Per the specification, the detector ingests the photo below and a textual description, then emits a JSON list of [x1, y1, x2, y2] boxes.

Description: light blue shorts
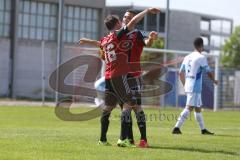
[[94, 77, 105, 92]]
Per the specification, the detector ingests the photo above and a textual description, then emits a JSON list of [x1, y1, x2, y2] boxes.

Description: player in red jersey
[[117, 10, 158, 148]]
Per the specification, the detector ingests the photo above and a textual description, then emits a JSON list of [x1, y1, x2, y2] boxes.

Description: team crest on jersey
[[128, 33, 135, 39]]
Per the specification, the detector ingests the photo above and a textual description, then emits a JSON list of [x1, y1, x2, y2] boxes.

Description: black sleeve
[[137, 30, 146, 46], [139, 30, 148, 38], [116, 26, 129, 39]]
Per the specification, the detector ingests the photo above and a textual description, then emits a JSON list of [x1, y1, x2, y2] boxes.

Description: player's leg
[[111, 75, 136, 147], [119, 101, 134, 144], [133, 104, 148, 147], [131, 77, 148, 147], [99, 105, 114, 144], [120, 104, 132, 140], [118, 76, 140, 144], [172, 92, 194, 134], [99, 80, 118, 145], [117, 104, 136, 147], [194, 94, 214, 135]]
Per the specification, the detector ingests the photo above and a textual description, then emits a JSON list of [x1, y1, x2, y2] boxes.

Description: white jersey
[[94, 77, 105, 107], [180, 51, 212, 93]]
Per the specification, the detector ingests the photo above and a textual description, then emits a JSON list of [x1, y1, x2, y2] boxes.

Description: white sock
[[175, 108, 190, 128], [194, 112, 205, 130]]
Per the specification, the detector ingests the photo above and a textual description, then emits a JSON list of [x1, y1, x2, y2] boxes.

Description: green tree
[[222, 26, 240, 69]]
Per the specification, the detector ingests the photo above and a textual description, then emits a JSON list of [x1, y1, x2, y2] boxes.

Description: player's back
[[183, 52, 205, 76], [100, 30, 132, 79], [182, 51, 208, 93]]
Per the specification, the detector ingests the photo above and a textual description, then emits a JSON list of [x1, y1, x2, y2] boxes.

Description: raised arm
[[77, 38, 105, 60], [127, 8, 160, 31], [77, 38, 100, 47]]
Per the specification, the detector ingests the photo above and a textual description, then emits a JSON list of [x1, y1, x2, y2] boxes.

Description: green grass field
[[0, 105, 239, 160]]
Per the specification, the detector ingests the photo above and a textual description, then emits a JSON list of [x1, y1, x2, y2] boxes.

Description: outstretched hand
[[147, 8, 161, 14], [77, 38, 87, 45], [149, 31, 158, 40]]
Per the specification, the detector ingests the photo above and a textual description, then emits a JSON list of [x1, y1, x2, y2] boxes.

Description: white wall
[[13, 40, 57, 98]]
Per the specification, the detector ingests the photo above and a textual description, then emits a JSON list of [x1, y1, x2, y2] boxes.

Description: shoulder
[[191, 52, 205, 60], [100, 34, 112, 47], [196, 54, 208, 66], [100, 36, 108, 43], [183, 53, 191, 61], [198, 54, 207, 61], [99, 37, 106, 47], [181, 56, 188, 65], [137, 30, 148, 38], [128, 29, 148, 38], [116, 26, 129, 34], [99, 37, 106, 43]]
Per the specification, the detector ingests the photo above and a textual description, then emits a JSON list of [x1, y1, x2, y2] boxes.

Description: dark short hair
[[194, 37, 204, 48], [126, 9, 139, 15], [104, 15, 119, 31]]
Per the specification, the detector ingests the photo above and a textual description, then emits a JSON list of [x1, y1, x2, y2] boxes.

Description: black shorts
[[105, 75, 136, 107], [127, 76, 142, 106]]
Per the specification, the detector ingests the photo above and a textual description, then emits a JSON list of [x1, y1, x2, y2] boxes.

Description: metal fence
[[54, 46, 223, 110], [219, 69, 240, 109]]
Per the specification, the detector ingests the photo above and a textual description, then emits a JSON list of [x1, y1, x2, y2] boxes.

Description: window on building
[[200, 20, 210, 31], [18, 0, 58, 41], [210, 35, 221, 47], [211, 20, 222, 33], [63, 5, 99, 43], [159, 13, 165, 32], [0, 0, 11, 37], [221, 21, 232, 34], [201, 36, 209, 46], [147, 14, 157, 31]]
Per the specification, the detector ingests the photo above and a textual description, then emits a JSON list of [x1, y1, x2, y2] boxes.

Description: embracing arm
[[127, 8, 161, 31], [77, 38, 100, 47]]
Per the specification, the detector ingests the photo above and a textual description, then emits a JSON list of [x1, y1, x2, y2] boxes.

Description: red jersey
[[125, 29, 146, 77], [100, 27, 133, 79]]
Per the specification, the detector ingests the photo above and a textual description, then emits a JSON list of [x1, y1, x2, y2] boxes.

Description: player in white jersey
[[172, 37, 218, 135]]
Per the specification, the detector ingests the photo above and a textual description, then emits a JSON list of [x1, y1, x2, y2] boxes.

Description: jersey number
[[187, 60, 192, 73], [105, 43, 117, 63]]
